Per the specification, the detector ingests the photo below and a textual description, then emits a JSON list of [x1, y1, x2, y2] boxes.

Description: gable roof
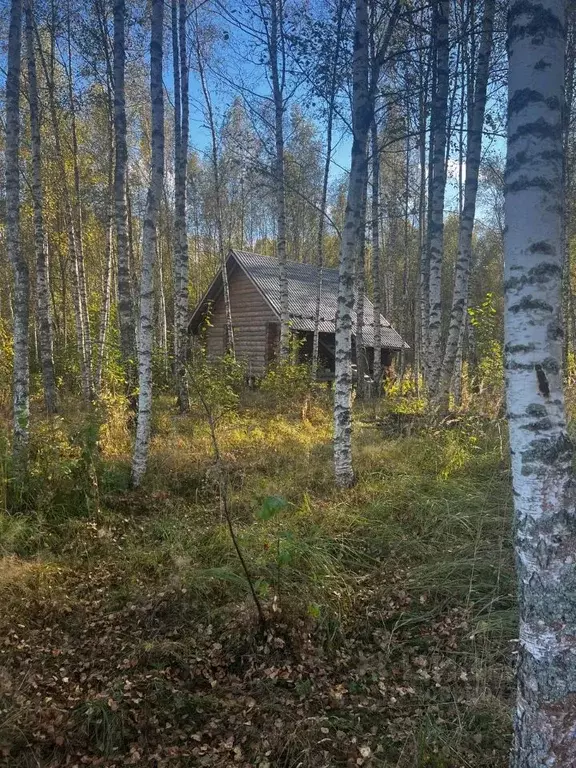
[[189, 249, 408, 350]]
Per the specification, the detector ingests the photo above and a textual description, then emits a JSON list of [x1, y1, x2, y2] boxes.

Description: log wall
[[206, 264, 277, 375]]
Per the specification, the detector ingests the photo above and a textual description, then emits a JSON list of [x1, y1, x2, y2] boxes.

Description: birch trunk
[[418, 38, 431, 380], [113, 0, 136, 391], [196, 28, 235, 357], [355, 175, 368, 399], [312, 1, 344, 380], [435, 0, 495, 409], [67, 7, 93, 392], [25, 0, 56, 414], [132, 0, 164, 487], [35, 23, 92, 403], [6, 0, 29, 462], [371, 119, 383, 392], [504, 2, 576, 765], [157, 238, 169, 379], [96, 136, 114, 393], [425, 0, 450, 395], [334, 0, 370, 488], [173, 0, 190, 409], [269, 0, 289, 357]]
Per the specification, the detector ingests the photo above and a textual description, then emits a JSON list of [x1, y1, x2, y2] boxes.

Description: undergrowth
[[0, 393, 514, 767]]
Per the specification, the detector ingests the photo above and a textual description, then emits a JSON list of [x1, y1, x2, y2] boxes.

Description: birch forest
[[1, 0, 575, 765]]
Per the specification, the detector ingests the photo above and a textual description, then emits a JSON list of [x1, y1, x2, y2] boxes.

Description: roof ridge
[[231, 248, 340, 274]]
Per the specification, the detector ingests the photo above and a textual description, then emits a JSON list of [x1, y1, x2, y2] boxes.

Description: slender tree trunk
[[173, 0, 191, 408], [371, 119, 383, 392], [436, 0, 495, 408], [196, 26, 235, 357], [113, 0, 136, 393], [418, 32, 431, 382], [6, 0, 29, 464], [66, 5, 93, 392], [312, 1, 344, 381], [35, 22, 92, 403], [334, 0, 371, 488], [504, 2, 576, 765], [425, 0, 450, 395], [158, 237, 169, 379], [269, 0, 289, 357], [132, 0, 164, 487], [96, 133, 114, 393], [355, 175, 368, 399], [25, 0, 56, 414]]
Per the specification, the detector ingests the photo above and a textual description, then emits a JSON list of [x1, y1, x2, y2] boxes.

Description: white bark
[[6, 0, 29, 462], [96, 135, 114, 393], [312, 1, 344, 381], [436, 0, 495, 408], [505, 2, 576, 765], [371, 119, 382, 391], [334, 0, 370, 488], [25, 0, 56, 414], [34, 22, 93, 403], [267, 0, 289, 357], [66, 8, 93, 395], [173, 0, 190, 409], [113, 0, 137, 389], [425, 0, 450, 394], [132, 0, 164, 487], [355, 175, 368, 399], [196, 27, 235, 357]]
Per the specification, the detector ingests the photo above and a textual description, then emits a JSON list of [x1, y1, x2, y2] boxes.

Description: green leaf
[[255, 495, 288, 521]]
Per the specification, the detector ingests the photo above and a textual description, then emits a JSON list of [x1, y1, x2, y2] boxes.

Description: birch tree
[[263, 0, 290, 357], [425, 0, 450, 395], [436, 0, 495, 408], [196, 23, 235, 357], [132, 0, 164, 487], [6, 0, 29, 462], [504, 1, 576, 764], [35, 21, 93, 403], [312, 1, 344, 380], [333, 0, 400, 487], [371, 118, 383, 390], [113, 0, 137, 392], [25, 0, 56, 414], [333, 0, 370, 488], [173, 0, 191, 409]]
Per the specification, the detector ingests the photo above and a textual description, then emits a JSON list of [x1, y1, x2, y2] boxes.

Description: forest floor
[[0, 391, 515, 767]]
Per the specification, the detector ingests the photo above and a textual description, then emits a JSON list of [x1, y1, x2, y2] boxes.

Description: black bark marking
[[508, 1, 565, 49], [535, 363, 550, 397], [505, 342, 536, 354], [508, 88, 561, 118], [534, 58, 551, 70], [528, 242, 555, 255], [509, 296, 554, 314]]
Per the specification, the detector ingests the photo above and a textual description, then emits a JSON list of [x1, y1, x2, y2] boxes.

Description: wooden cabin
[[188, 250, 408, 379]]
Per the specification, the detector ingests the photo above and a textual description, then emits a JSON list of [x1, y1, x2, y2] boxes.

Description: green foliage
[[260, 358, 312, 409], [0, 319, 14, 409], [468, 293, 504, 411], [255, 494, 288, 521], [187, 351, 246, 421]]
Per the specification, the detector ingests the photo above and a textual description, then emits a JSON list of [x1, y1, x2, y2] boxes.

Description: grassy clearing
[[0, 394, 514, 767]]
